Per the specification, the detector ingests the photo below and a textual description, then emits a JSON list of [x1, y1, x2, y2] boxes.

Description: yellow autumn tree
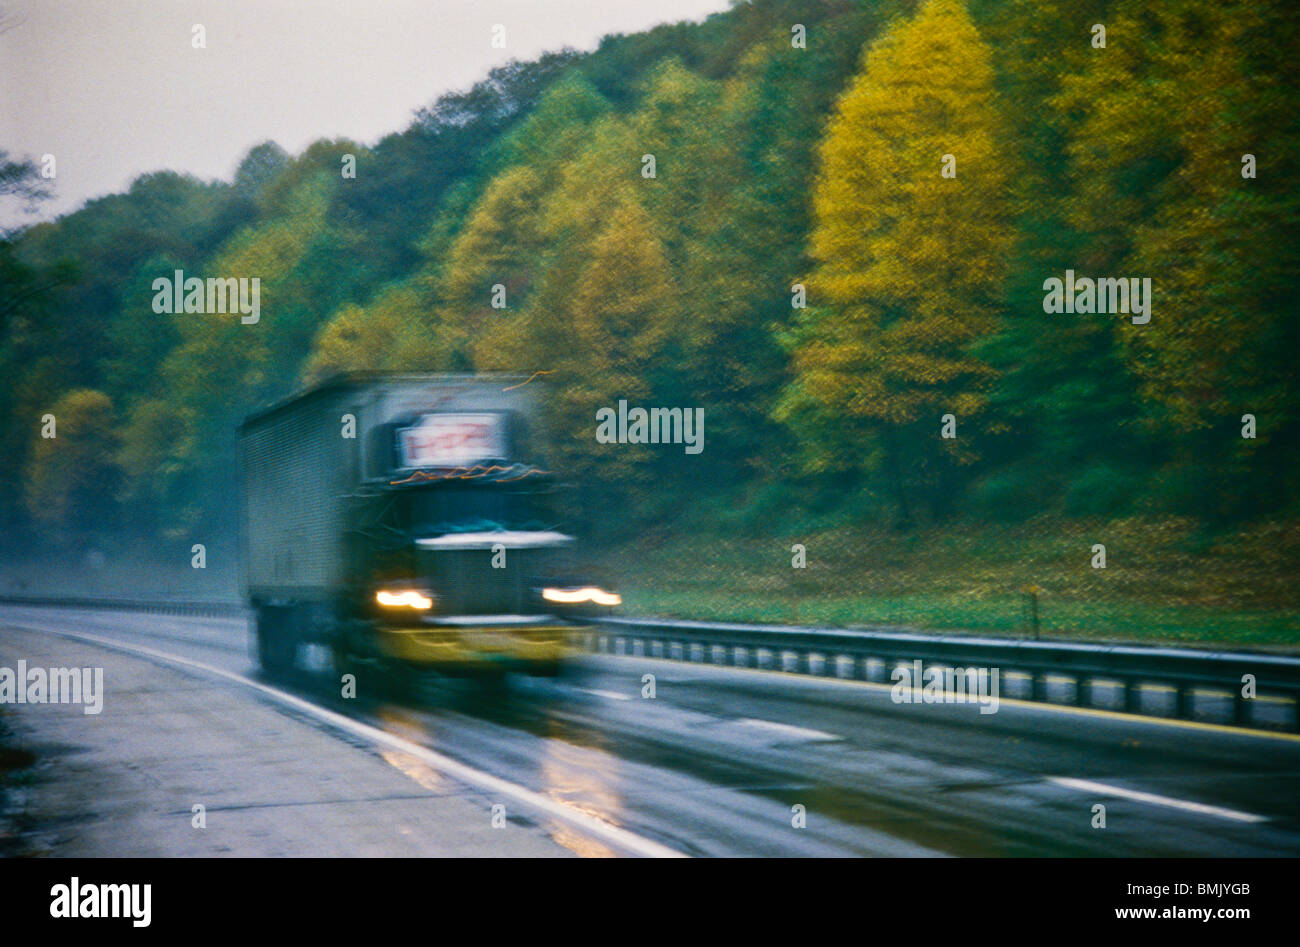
[[529, 199, 675, 490], [304, 269, 476, 383], [464, 110, 679, 492], [777, 0, 1014, 519], [25, 389, 119, 533], [417, 75, 615, 383]]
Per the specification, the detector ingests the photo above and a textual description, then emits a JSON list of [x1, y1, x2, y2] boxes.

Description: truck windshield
[[401, 484, 558, 536]]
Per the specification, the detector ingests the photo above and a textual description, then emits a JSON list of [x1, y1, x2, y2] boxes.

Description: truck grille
[[429, 548, 552, 615]]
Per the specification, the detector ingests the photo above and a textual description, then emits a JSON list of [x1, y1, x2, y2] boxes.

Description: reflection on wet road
[[2, 605, 1298, 857]]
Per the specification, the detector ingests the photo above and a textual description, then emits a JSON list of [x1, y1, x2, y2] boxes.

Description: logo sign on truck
[[397, 413, 506, 468]]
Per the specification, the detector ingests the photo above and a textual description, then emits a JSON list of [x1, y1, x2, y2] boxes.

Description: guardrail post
[[1032, 671, 1050, 703], [1124, 680, 1142, 714], [1174, 683, 1192, 720], [1078, 676, 1093, 708], [881, 658, 895, 683], [824, 653, 839, 678], [1232, 693, 1250, 728]]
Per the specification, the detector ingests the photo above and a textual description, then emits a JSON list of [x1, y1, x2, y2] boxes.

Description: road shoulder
[[0, 625, 574, 857]]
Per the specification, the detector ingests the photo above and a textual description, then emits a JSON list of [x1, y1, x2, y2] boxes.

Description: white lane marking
[[1048, 776, 1268, 824], [584, 688, 633, 701], [11, 623, 685, 858], [736, 717, 840, 743]]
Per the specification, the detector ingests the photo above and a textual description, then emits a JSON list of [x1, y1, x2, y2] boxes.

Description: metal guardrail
[[587, 616, 1300, 731], [2, 596, 1296, 730], [0, 595, 248, 619]]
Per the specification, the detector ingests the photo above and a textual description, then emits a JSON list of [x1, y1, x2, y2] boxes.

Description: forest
[[2, 0, 1296, 641]]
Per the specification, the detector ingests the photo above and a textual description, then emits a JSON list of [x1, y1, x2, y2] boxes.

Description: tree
[[232, 142, 290, 207], [0, 150, 54, 234], [303, 283, 467, 383], [24, 389, 120, 537], [1054, 0, 1300, 518], [777, 0, 1014, 521], [549, 200, 676, 493]]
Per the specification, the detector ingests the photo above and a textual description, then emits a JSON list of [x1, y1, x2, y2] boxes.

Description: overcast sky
[[0, 0, 734, 228]]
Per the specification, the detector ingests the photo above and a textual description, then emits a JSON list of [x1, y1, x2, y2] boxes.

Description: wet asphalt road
[[2, 604, 1298, 857]]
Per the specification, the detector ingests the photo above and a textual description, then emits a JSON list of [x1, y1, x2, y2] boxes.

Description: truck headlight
[[541, 586, 622, 607], [376, 589, 434, 610]]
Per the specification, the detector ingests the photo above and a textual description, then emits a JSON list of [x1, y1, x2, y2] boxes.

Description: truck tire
[[255, 606, 295, 675], [329, 619, 381, 692]]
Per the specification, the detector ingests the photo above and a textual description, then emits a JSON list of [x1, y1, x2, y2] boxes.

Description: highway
[[2, 603, 1298, 857]]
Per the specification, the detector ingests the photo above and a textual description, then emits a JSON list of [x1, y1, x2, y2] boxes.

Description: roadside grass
[[4, 515, 1295, 650], [609, 516, 1300, 651]]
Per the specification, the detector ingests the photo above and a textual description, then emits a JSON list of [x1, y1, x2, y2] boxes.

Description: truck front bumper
[[373, 622, 573, 670]]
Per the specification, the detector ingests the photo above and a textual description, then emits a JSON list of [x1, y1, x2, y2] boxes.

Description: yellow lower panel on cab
[[375, 624, 571, 667]]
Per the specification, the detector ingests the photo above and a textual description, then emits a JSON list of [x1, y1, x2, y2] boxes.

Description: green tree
[[1053, 0, 1300, 518]]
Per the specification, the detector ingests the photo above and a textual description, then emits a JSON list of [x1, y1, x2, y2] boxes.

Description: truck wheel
[[256, 606, 295, 675], [329, 621, 378, 694]]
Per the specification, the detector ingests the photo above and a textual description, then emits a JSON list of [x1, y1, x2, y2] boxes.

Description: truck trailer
[[237, 372, 619, 679]]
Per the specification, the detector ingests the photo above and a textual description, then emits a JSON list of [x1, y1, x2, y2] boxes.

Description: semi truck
[[237, 372, 620, 680]]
